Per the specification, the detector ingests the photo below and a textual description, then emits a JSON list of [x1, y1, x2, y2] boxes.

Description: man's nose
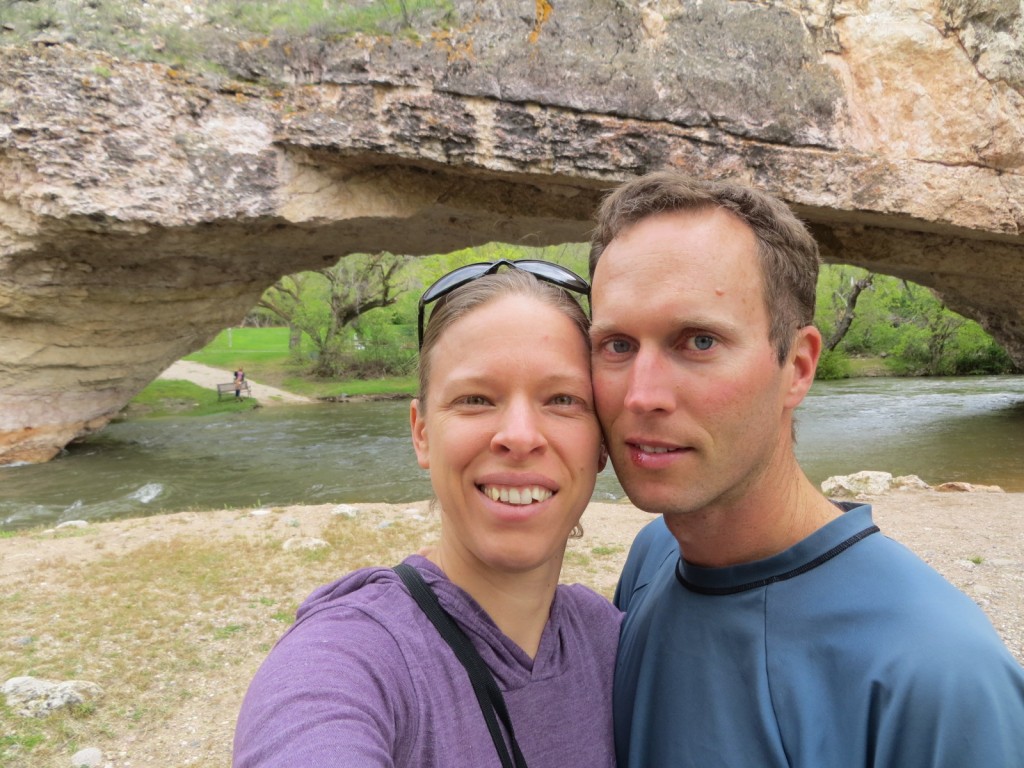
[[623, 350, 677, 414]]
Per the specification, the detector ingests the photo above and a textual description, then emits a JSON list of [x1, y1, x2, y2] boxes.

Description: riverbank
[[2, 489, 1022, 767]]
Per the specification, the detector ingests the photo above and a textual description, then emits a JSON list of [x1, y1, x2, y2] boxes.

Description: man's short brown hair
[[590, 171, 820, 363]]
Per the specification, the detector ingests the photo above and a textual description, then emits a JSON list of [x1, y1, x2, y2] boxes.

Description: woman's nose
[[491, 399, 547, 456]]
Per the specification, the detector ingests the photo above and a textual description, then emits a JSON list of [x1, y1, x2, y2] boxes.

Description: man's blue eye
[[610, 340, 631, 354], [693, 336, 714, 351]]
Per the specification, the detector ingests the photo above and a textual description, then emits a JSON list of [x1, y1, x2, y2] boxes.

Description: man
[[587, 171, 1024, 767]]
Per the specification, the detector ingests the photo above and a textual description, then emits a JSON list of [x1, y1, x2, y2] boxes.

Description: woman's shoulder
[[556, 582, 622, 624], [283, 563, 420, 638]]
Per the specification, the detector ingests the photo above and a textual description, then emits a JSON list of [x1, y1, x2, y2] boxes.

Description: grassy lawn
[[846, 356, 890, 377], [122, 380, 258, 419], [125, 328, 417, 414]]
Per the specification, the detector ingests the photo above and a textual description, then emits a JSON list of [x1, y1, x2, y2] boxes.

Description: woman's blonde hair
[[418, 269, 590, 404]]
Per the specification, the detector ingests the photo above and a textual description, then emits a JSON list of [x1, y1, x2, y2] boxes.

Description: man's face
[[590, 208, 806, 518]]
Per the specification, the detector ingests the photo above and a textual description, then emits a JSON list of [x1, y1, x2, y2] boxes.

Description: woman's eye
[[458, 395, 490, 406], [550, 394, 580, 407]]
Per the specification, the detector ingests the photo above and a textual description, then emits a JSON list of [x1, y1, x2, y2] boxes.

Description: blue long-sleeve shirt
[[614, 505, 1024, 767]]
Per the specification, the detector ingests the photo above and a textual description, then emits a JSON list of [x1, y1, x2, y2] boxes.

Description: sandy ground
[[158, 361, 315, 405], [5, 492, 1021, 654]]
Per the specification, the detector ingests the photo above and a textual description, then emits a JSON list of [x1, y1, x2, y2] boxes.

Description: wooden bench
[[217, 381, 251, 400]]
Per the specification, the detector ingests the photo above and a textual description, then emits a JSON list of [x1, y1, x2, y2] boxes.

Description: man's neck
[[663, 472, 841, 568]]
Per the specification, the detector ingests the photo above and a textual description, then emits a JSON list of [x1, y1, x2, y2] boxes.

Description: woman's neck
[[425, 543, 560, 659]]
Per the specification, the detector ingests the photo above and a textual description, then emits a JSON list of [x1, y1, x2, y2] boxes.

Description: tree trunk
[[825, 274, 875, 352]]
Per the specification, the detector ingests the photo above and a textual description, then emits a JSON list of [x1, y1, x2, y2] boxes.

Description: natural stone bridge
[[2, 0, 1023, 464]]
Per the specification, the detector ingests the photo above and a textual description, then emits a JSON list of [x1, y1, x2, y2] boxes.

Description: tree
[[257, 271, 319, 353], [885, 281, 968, 375], [823, 271, 875, 352], [257, 252, 413, 374]]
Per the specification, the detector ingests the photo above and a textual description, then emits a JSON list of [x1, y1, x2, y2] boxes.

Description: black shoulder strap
[[393, 563, 528, 768]]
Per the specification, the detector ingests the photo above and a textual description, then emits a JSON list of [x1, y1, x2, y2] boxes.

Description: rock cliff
[[1, 0, 1023, 463]]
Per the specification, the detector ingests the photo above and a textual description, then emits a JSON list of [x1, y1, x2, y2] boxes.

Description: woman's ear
[[410, 398, 430, 469], [598, 442, 608, 472]]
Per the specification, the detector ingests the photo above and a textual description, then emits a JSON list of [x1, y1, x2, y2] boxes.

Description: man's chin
[[616, 479, 687, 518]]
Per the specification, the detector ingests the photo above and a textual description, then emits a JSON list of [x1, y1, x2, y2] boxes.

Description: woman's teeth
[[480, 485, 553, 505]]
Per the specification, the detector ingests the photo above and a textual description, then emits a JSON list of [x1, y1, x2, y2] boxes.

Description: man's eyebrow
[[589, 314, 740, 339], [588, 320, 619, 338]]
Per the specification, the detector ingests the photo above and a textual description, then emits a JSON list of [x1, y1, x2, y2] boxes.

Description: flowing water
[[3, 376, 1024, 531]]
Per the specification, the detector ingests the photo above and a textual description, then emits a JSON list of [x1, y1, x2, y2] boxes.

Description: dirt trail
[[158, 360, 315, 405]]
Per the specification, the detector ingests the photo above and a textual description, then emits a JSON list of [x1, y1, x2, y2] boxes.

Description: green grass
[[205, 0, 452, 37], [126, 328, 416, 419], [182, 327, 417, 399], [846, 356, 890, 377], [185, 327, 293, 366], [124, 380, 257, 419], [284, 375, 417, 398], [0, 0, 458, 76]]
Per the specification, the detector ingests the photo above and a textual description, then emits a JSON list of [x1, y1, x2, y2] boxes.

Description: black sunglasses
[[417, 259, 591, 349]]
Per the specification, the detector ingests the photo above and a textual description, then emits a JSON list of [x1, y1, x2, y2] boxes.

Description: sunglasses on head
[[417, 259, 591, 349]]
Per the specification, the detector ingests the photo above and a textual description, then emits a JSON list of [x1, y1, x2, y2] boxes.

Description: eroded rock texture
[[2, 0, 1023, 463]]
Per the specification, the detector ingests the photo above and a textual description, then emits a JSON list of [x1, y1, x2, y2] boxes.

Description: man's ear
[[410, 398, 430, 469], [784, 325, 822, 409], [598, 442, 608, 472]]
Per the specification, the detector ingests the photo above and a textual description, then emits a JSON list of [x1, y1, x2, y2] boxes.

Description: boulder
[[936, 481, 1006, 493], [1, 676, 104, 718], [822, 471, 895, 497]]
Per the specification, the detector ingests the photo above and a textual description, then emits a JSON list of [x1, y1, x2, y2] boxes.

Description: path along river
[[2, 373, 1023, 531]]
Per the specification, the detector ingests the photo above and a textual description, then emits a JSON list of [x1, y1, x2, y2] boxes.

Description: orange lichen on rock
[[530, 0, 553, 44]]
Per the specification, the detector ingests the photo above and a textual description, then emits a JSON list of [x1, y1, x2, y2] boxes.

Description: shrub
[[816, 349, 851, 380]]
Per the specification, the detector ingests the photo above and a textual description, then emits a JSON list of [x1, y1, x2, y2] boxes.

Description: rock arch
[[2, 0, 1023, 463]]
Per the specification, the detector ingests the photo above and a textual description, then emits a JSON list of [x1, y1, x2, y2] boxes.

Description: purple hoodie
[[234, 555, 621, 767]]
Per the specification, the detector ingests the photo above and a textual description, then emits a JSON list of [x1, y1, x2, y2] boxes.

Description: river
[[3, 375, 1023, 531]]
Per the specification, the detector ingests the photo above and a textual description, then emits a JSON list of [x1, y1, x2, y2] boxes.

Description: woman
[[234, 261, 620, 767]]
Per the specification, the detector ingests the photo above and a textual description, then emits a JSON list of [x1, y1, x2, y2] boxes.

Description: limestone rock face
[[1, 0, 1023, 464]]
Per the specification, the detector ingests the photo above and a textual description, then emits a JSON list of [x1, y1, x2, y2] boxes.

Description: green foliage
[[814, 266, 1017, 377], [250, 244, 591, 381], [179, 253, 1017, 397], [256, 252, 414, 378], [0, 0, 457, 73], [945, 322, 1016, 375], [206, 0, 454, 38], [815, 348, 851, 380]]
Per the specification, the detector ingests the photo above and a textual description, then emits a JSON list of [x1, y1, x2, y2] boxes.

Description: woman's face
[[411, 294, 604, 577]]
